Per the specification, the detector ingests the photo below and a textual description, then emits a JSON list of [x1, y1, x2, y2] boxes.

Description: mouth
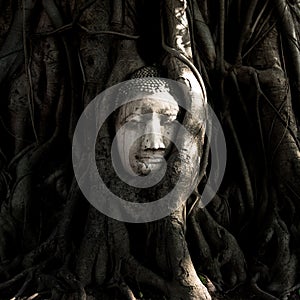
[[137, 155, 165, 164], [140, 157, 164, 163]]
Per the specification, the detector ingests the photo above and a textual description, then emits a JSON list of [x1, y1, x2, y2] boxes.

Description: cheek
[[162, 126, 177, 146], [128, 136, 143, 159], [116, 130, 135, 162], [128, 138, 144, 173], [122, 130, 143, 163]]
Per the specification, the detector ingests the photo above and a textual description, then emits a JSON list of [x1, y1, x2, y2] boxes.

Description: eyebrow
[[123, 111, 178, 122], [123, 113, 140, 121], [157, 109, 178, 116]]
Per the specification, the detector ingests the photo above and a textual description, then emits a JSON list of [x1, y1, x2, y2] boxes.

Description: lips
[[138, 155, 165, 164], [140, 157, 164, 162], [146, 158, 165, 164]]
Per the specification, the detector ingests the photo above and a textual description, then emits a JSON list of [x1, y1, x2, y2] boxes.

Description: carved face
[[115, 97, 179, 175]]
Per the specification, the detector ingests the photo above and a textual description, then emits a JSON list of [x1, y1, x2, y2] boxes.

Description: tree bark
[[0, 1, 300, 299]]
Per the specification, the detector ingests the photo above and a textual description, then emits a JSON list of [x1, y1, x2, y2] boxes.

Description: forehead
[[118, 97, 179, 116]]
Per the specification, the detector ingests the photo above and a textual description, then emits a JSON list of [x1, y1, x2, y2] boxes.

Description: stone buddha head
[[114, 76, 180, 176]]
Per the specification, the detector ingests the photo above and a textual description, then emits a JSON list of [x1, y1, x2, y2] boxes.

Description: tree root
[[0, 260, 48, 294], [75, 207, 108, 286], [189, 206, 247, 290]]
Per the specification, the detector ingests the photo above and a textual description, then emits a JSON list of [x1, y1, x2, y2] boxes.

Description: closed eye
[[125, 119, 146, 129], [161, 115, 177, 125]]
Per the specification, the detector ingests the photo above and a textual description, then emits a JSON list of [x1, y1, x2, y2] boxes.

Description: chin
[[132, 161, 163, 176]]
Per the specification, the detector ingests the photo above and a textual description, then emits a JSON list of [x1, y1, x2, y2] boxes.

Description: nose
[[143, 114, 165, 150]]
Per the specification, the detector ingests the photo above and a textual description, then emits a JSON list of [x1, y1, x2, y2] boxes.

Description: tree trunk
[[0, 0, 300, 299]]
